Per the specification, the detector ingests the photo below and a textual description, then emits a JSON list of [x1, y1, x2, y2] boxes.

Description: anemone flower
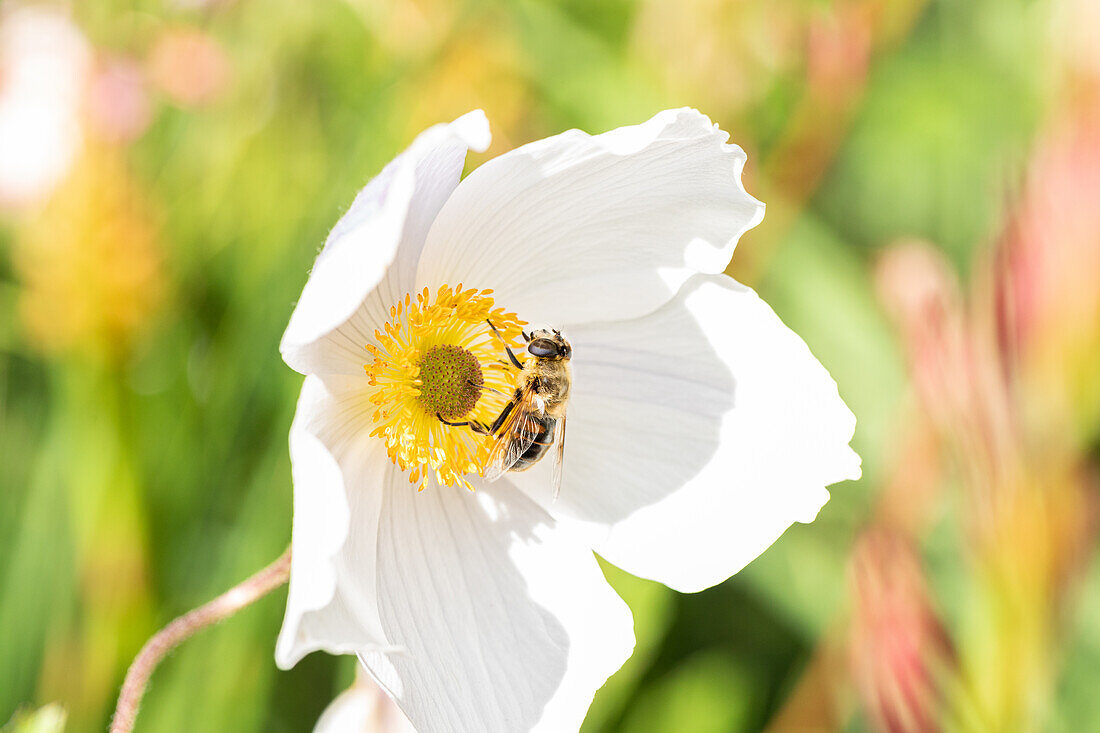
[[275, 109, 861, 732], [315, 670, 416, 733]]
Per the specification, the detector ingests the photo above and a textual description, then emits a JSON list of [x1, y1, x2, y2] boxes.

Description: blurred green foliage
[[2, 0, 1098, 731]]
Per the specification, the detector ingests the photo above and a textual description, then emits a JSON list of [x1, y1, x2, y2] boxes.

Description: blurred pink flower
[[849, 528, 954, 733], [874, 240, 978, 442], [148, 28, 228, 107], [87, 57, 151, 143], [1005, 119, 1100, 351]]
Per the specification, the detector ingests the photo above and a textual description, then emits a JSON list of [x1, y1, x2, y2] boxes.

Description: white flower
[[275, 109, 861, 733], [314, 670, 417, 733]]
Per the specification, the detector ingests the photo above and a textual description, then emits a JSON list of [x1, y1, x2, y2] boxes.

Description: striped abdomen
[[510, 414, 557, 472]]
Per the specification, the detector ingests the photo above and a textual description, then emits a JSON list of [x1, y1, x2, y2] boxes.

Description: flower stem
[[110, 546, 292, 733]]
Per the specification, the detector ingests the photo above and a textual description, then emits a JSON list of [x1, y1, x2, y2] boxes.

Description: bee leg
[[437, 414, 491, 435], [521, 330, 532, 342], [503, 346, 524, 369], [486, 319, 524, 369], [472, 380, 509, 397], [488, 400, 516, 434]]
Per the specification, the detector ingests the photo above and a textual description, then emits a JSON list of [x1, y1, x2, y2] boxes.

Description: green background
[[2, 0, 1098, 731]]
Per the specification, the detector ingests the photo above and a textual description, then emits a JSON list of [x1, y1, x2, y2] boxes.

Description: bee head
[[527, 328, 572, 361]]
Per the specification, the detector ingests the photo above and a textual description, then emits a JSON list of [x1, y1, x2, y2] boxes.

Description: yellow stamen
[[365, 284, 526, 490]]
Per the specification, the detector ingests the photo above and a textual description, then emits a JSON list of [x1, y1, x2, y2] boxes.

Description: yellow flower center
[[365, 284, 526, 490]]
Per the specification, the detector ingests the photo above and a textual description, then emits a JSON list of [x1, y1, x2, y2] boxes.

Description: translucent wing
[[550, 412, 566, 501], [483, 391, 542, 482]]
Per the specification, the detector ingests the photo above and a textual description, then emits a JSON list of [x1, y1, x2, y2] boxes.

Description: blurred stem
[[109, 545, 292, 733]]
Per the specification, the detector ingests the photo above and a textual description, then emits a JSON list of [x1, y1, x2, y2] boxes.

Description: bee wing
[[550, 412, 566, 501], [483, 393, 542, 482]]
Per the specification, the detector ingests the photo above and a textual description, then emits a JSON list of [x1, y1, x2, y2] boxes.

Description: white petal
[[282, 110, 491, 375], [276, 375, 393, 669], [359, 477, 635, 733], [416, 108, 764, 326], [313, 685, 374, 733], [314, 672, 416, 733], [510, 275, 861, 593]]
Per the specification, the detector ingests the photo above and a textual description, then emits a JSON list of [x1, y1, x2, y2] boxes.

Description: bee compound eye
[[528, 339, 559, 357]]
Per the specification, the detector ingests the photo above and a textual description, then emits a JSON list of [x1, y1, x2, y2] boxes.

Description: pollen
[[365, 284, 525, 491]]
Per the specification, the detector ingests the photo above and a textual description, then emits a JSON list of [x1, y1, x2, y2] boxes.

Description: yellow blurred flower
[[348, 0, 458, 58], [395, 28, 531, 154], [14, 146, 165, 362], [631, 0, 802, 116]]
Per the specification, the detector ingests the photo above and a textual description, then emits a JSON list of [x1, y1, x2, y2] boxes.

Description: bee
[[438, 322, 572, 499]]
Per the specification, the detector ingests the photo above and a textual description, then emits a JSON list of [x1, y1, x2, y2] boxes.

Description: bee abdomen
[[511, 415, 557, 472]]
